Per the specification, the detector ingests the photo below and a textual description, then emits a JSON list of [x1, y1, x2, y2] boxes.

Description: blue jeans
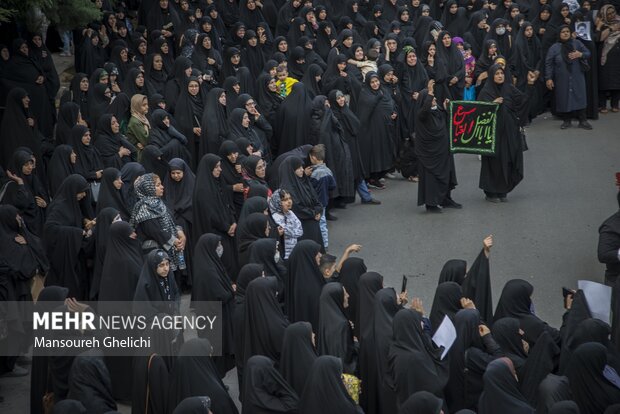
[[319, 208, 328, 249], [58, 30, 72, 54], [357, 180, 373, 202]]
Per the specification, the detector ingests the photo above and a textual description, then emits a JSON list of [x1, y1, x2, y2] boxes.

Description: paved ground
[[1, 106, 618, 412]]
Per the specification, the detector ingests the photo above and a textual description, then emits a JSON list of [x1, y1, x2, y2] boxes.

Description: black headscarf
[[133, 249, 180, 318], [566, 342, 620, 414], [163, 158, 195, 226], [119, 161, 145, 212], [97, 167, 130, 219], [387, 308, 449, 406], [339, 257, 367, 329], [89, 206, 119, 300], [67, 73, 90, 123], [248, 238, 286, 292], [357, 271, 384, 343], [200, 88, 229, 156], [399, 391, 444, 414], [141, 144, 170, 180], [299, 356, 360, 414], [56, 101, 81, 145], [88, 83, 111, 133], [430, 282, 463, 333], [243, 276, 289, 364], [47, 145, 76, 197], [167, 338, 239, 413], [217, 140, 244, 217], [66, 349, 117, 413], [478, 358, 535, 414], [278, 156, 322, 215], [70, 125, 104, 182], [145, 53, 169, 96], [279, 321, 318, 396], [0, 88, 41, 170], [242, 355, 300, 413], [492, 317, 528, 371], [317, 282, 357, 373]]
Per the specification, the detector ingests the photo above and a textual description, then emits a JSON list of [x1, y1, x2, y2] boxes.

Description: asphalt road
[[1, 111, 619, 413]]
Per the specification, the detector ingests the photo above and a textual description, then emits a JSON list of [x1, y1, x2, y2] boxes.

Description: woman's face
[[369, 77, 380, 90], [336, 94, 346, 107], [161, 42, 169, 54], [135, 73, 145, 87], [202, 21, 212, 32], [248, 36, 258, 46], [236, 26, 246, 38], [478, 18, 488, 28], [401, 10, 410, 21], [100, 74, 109, 84], [450, 3, 458, 13], [406, 51, 417, 66], [138, 42, 147, 55], [442, 34, 452, 47], [319, 9, 327, 19], [337, 61, 347, 71], [70, 151, 77, 164], [76, 191, 86, 201], [343, 287, 350, 308], [21, 160, 34, 175], [428, 44, 436, 56], [268, 78, 277, 92], [511, 7, 520, 17], [241, 112, 250, 128], [22, 95, 30, 108], [524, 25, 533, 38], [120, 48, 128, 62], [156, 259, 170, 277], [212, 161, 222, 178], [255, 160, 266, 178], [81, 130, 91, 145], [561, 6, 569, 16], [162, 116, 171, 127], [154, 177, 164, 197], [140, 98, 149, 114], [294, 165, 304, 177], [493, 69, 505, 84], [606, 7, 616, 19], [1, 47, 9, 61], [233, 83, 241, 93], [489, 43, 497, 55], [354, 47, 364, 61], [231, 54, 241, 65], [247, 0, 256, 10], [91, 35, 100, 46], [343, 36, 354, 48], [184, 66, 193, 77], [79, 77, 89, 91], [111, 117, 120, 133], [170, 169, 184, 182], [278, 40, 288, 52], [559, 27, 571, 41], [219, 92, 227, 105], [226, 152, 239, 164], [386, 39, 397, 52], [188, 80, 200, 96], [113, 175, 123, 189], [108, 14, 116, 26], [202, 36, 212, 49], [540, 10, 550, 20]]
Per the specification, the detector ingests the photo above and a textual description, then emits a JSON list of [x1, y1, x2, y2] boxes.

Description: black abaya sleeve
[[462, 249, 493, 324], [137, 219, 176, 249]]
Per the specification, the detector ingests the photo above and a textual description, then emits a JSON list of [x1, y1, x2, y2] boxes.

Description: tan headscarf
[[600, 5, 620, 66], [130, 94, 150, 132]]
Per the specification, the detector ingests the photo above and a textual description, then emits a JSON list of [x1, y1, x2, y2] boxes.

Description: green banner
[[449, 101, 499, 156]]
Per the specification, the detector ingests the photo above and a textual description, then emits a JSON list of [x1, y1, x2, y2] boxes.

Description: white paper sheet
[[432, 315, 457, 360], [578, 280, 612, 324]]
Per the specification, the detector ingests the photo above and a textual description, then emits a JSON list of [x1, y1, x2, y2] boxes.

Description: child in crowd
[[309, 144, 336, 250], [269, 189, 303, 259], [275, 65, 299, 98], [463, 43, 477, 101]]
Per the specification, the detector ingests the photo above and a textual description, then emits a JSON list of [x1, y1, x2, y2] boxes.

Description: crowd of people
[[0, 0, 619, 413]]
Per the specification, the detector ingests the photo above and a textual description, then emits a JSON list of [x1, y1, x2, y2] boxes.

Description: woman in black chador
[[279, 321, 318, 396], [167, 338, 239, 413], [299, 356, 363, 414], [242, 355, 300, 413], [278, 156, 323, 249], [191, 233, 236, 377], [44, 174, 92, 299], [414, 86, 460, 213], [478, 64, 533, 202], [193, 154, 239, 279]]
